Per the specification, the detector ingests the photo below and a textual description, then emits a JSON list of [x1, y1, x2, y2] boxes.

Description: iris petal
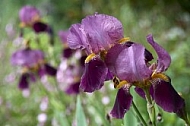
[[153, 80, 185, 113], [65, 82, 80, 95], [135, 86, 154, 99], [147, 34, 171, 72], [19, 5, 40, 25], [67, 23, 91, 53], [11, 49, 44, 67], [80, 55, 108, 92], [106, 42, 152, 82], [44, 63, 57, 76], [81, 14, 124, 53], [110, 88, 133, 119], [18, 73, 29, 89]]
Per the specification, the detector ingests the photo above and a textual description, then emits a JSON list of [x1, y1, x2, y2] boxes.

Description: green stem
[[132, 101, 148, 126], [144, 88, 156, 126]]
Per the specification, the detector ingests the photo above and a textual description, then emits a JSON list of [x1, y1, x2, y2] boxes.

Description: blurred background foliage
[[0, 0, 190, 126]]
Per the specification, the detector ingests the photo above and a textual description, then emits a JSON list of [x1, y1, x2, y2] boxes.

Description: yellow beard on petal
[[118, 37, 130, 44], [85, 53, 96, 63]]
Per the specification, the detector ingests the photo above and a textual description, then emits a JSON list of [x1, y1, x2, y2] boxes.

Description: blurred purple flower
[[19, 5, 40, 27], [59, 30, 74, 59], [19, 5, 53, 37], [11, 48, 57, 89], [57, 30, 86, 94]]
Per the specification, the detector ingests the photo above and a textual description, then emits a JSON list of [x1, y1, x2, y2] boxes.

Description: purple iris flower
[[67, 13, 123, 92], [19, 5, 53, 35], [11, 48, 57, 89], [67, 13, 185, 119], [105, 34, 185, 118], [19, 5, 40, 27]]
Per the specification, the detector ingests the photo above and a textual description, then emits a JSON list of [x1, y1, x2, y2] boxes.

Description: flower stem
[[132, 101, 148, 126], [144, 88, 156, 126]]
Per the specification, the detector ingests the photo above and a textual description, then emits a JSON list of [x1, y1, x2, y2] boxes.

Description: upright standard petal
[[110, 88, 133, 119], [80, 55, 108, 92], [81, 14, 124, 53], [106, 42, 152, 82], [147, 34, 171, 72], [153, 80, 185, 113], [67, 24, 91, 53], [11, 49, 44, 67], [19, 5, 40, 25]]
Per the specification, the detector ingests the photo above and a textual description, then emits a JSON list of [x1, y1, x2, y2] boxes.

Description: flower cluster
[[11, 5, 57, 90], [67, 13, 187, 121]]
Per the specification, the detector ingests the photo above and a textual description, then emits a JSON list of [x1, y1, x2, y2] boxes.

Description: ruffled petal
[[81, 13, 123, 53], [67, 23, 90, 53], [106, 42, 152, 82], [110, 88, 133, 119], [80, 55, 108, 92], [147, 34, 171, 72], [153, 80, 185, 113]]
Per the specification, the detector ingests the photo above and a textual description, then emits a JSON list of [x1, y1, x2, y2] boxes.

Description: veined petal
[[110, 88, 133, 119], [153, 80, 185, 113], [80, 55, 108, 92], [67, 23, 91, 53], [147, 34, 171, 72], [106, 42, 152, 82], [81, 13, 124, 53]]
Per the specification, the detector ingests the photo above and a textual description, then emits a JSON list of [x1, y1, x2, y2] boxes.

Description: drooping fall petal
[[80, 55, 108, 92], [18, 73, 29, 89], [110, 88, 133, 119], [153, 80, 185, 113]]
